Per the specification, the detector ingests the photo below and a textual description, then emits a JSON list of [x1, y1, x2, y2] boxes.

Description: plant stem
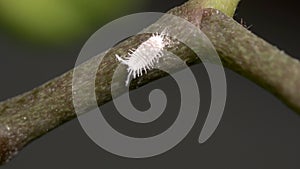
[[0, 0, 299, 165], [200, 9, 300, 113], [188, 0, 240, 16]]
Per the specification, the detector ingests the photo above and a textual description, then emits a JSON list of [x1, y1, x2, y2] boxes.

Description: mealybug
[[116, 31, 169, 86]]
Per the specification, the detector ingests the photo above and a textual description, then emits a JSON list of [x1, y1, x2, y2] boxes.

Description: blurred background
[[0, 0, 299, 168]]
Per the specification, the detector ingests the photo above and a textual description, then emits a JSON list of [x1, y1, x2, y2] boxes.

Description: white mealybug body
[[116, 32, 168, 86]]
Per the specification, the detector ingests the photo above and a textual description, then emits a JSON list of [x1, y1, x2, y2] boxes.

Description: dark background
[[0, 0, 300, 168]]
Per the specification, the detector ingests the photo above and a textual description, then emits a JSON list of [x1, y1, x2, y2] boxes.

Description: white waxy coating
[[116, 33, 167, 86]]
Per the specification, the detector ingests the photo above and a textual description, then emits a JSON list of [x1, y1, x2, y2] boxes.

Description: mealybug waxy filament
[[115, 32, 168, 86]]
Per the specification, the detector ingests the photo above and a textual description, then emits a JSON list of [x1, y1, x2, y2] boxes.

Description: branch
[[0, 0, 299, 165]]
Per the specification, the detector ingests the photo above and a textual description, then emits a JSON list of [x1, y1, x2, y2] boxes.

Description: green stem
[[189, 0, 240, 16]]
